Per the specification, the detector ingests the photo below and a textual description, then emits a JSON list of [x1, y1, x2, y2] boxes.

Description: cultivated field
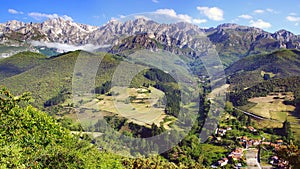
[[246, 92, 300, 140], [71, 86, 176, 129], [248, 92, 295, 121]]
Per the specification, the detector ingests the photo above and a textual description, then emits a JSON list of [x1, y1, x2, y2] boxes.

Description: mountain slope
[[226, 49, 300, 90], [0, 51, 47, 79], [206, 24, 300, 66], [0, 51, 115, 108]]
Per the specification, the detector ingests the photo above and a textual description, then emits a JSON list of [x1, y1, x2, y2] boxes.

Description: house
[[253, 140, 260, 146], [218, 158, 228, 167], [236, 163, 242, 168], [226, 127, 232, 131], [218, 128, 227, 136], [240, 136, 248, 142], [262, 142, 271, 145], [269, 156, 279, 165], [247, 126, 257, 132], [215, 128, 228, 136], [228, 148, 244, 160], [277, 160, 289, 169], [215, 128, 219, 135], [276, 140, 283, 145], [211, 158, 228, 168]]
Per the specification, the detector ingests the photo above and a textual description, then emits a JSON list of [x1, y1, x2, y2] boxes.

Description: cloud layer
[[30, 41, 110, 52], [197, 6, 224, 21]]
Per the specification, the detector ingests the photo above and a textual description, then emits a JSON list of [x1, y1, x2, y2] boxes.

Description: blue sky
[[2, 0, 300, 34]]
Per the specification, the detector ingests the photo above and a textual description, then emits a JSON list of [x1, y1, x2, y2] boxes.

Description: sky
[[1, 0, 300, 34]]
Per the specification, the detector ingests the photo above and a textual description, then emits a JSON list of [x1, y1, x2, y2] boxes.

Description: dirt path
[[71, 131, 103, 138]]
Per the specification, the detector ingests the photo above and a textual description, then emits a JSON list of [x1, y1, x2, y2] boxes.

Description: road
[[234, 107, 299, 125], [245, 148, 262, 169], [233, 107, 266, 120]]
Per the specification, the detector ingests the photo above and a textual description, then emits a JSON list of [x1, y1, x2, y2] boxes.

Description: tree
[[283, 120, 293, 142], [0, 87, 123, 168], [277, 143, 300, 168]]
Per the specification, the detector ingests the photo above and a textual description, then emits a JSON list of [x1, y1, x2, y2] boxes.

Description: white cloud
[[289, 13, 297, 16], [254, 9, 265, 14], [28, 12, 73, 21], [286, 16, 300, 22], [155, 9, 191, 22], [238, 14, 253, 19], [254, 8, 278, 14], [196, 6, 224, 21], [249, 19, 271, 29], [8, 9, 23, 15], [154, 9, 205, 24], [192, 19, 207, 24], [152, 0, 159, 3], [155, 9, 177, 16]]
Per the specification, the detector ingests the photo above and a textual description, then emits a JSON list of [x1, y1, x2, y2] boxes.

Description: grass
[[260, 70, 276, 78], [0, 45, 29, 54], [255, 120, 283, 130], [287, 112, 300, 141], [0, 51, 121, 108], [247, 92, 295, 121], [244, 92, 300, 141], [207, 84, 229, 99], [0, 51, 47, 79], [72, 86, 176, 129]]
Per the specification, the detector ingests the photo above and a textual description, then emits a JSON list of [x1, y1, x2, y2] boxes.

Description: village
[[210, 124, 289, 169]]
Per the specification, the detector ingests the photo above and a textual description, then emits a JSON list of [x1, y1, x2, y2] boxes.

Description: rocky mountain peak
[[216, 23, 240, 30], [272, 29, 297, 41], [4, 20, 26, 31]]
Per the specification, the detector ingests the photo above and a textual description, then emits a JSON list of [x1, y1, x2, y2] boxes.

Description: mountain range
[[1, 18, 300, 66]]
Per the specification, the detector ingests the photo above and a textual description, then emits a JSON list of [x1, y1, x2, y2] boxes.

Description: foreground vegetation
[[0, 88, 123, 168]]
